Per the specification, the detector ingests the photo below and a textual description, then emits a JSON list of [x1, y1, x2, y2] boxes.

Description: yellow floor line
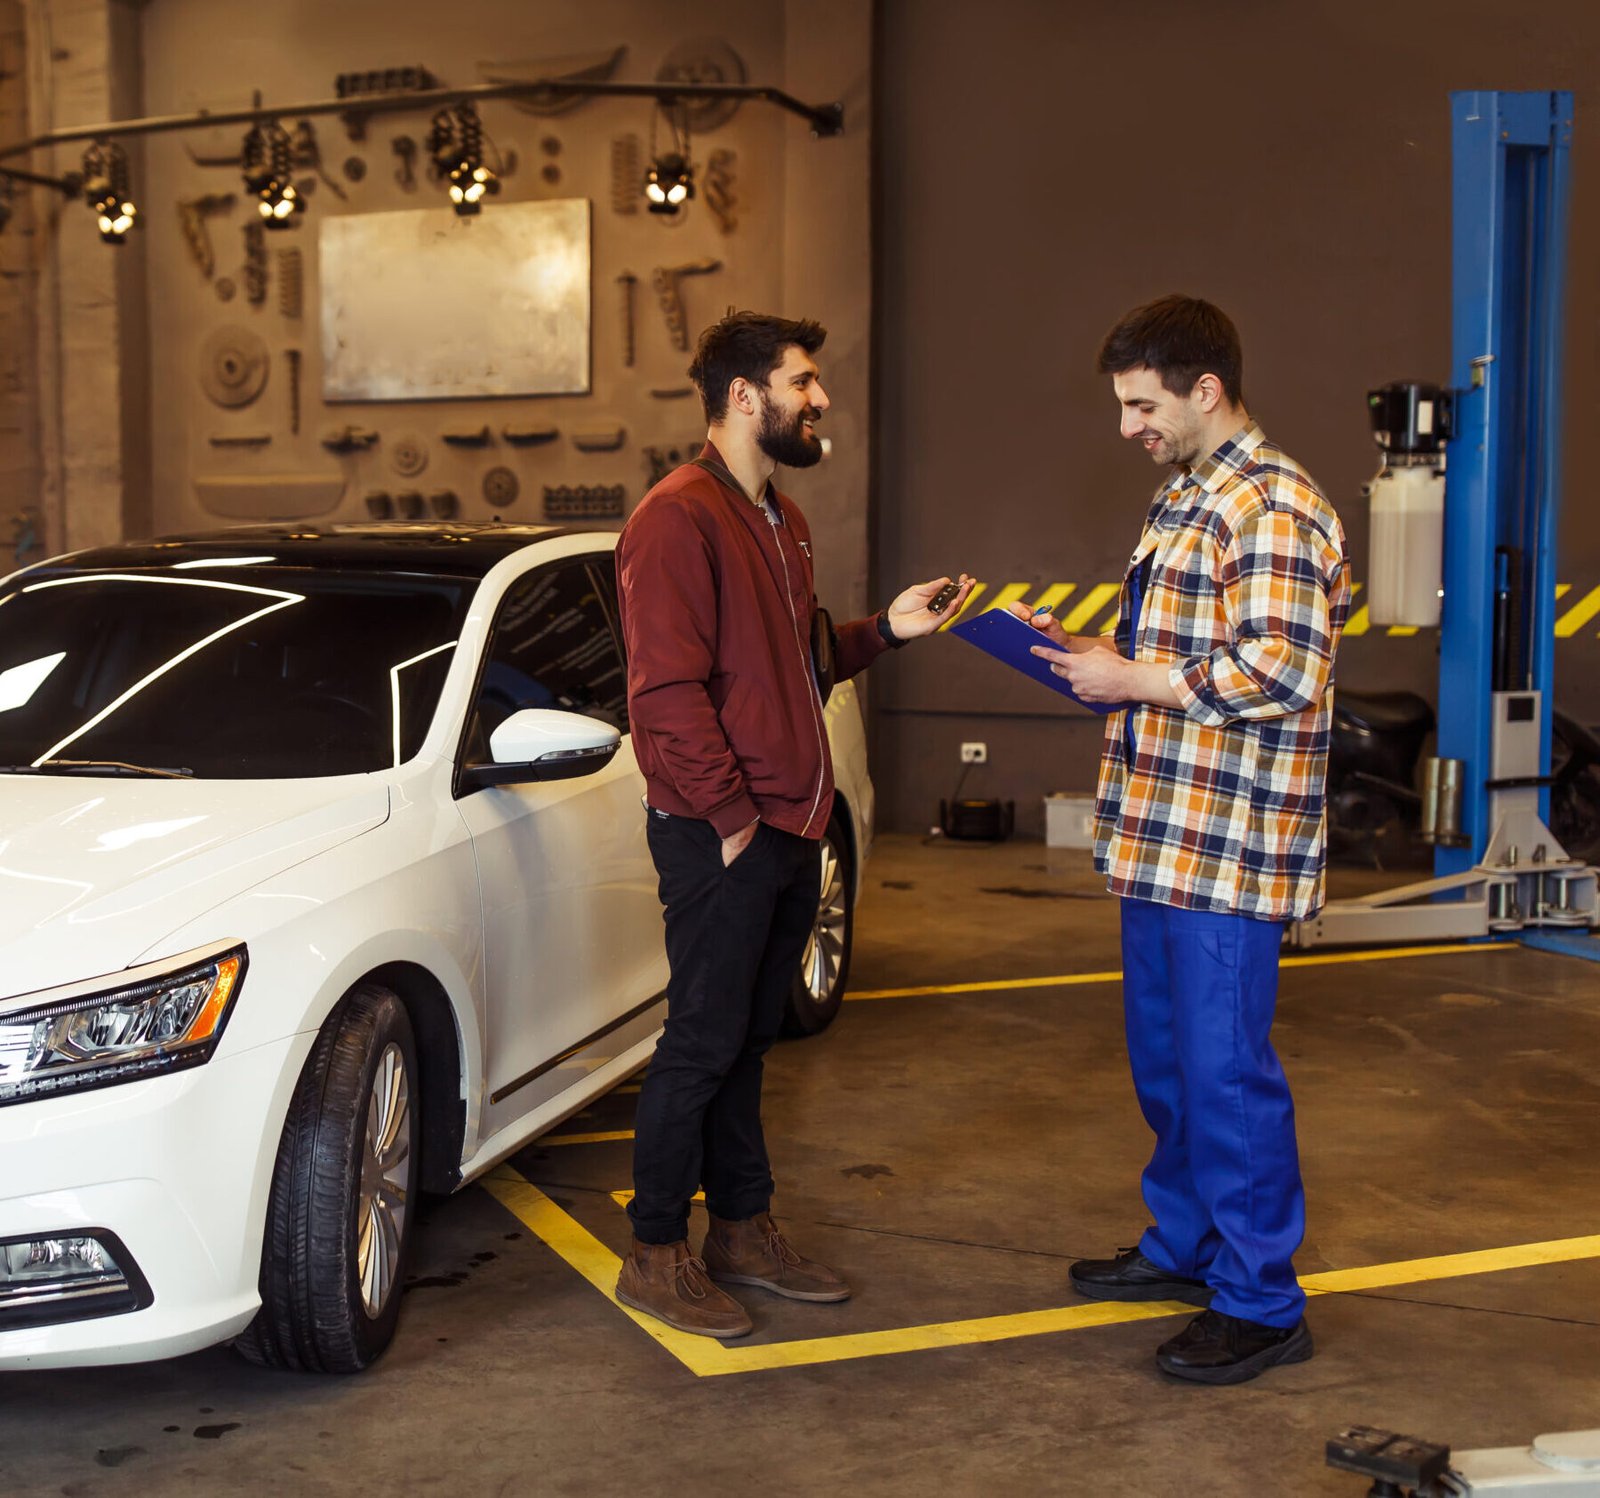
[[539, 1129, 636, 1147], [847, 942, 1502, 1002], [484, 1167, 1600, 1378]]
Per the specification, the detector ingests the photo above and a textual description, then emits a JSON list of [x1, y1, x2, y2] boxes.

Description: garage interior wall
[[6, 0, 873, 625], [871, 0, 1600, 837]]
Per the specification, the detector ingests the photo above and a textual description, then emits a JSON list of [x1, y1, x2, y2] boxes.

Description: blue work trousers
[[1119, 896, 1307, 1327]]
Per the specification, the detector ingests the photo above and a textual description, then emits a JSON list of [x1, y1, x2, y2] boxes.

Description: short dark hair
[[1095, 294, 1244, 407], [687, 310, 827, 422]]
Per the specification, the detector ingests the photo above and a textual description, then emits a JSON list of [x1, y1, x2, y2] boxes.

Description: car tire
[[783, 811, 854, 1037], [235, 983, 419, 1373]]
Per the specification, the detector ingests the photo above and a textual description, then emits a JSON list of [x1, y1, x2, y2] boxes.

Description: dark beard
[[756, 394, 824, 469]]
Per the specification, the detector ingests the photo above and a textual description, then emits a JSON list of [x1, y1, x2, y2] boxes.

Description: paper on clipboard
[[950, 608, 1131, 715]]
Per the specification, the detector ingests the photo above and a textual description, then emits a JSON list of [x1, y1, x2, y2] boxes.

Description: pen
[[1030, 605, 1052, 617]]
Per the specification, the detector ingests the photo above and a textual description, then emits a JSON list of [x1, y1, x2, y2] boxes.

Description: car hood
[[0, 775, 390, 1001]]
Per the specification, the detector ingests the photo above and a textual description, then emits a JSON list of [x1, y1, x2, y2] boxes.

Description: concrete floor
[[4, 834, 1599, 1496]]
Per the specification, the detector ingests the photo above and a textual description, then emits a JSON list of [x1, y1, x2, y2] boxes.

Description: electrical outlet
[[960, 741, 987, 764]]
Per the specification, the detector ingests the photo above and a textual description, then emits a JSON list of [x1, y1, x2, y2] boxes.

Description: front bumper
[[0, 1031, 311, 1369]]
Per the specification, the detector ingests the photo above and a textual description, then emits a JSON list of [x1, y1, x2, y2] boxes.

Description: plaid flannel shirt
[[1093, 423, 1351, 921]]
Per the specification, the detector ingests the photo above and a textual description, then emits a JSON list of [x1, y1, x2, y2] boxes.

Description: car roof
[[27, 523, 607, 581]]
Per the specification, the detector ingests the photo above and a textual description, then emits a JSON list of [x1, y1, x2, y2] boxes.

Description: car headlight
[[0, 943, 247, 1106]]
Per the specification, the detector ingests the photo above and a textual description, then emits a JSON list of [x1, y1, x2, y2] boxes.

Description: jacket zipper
[[766, 508, 828, 835]]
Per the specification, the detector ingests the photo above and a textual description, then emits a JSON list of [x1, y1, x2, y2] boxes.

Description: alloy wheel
[[798, 833, 848, 1006], [357, 1041, 411, 1318]]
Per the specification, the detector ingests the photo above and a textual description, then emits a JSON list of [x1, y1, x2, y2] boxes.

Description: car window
[[0, 569, 472, 778], [466, 558, 629, 759]]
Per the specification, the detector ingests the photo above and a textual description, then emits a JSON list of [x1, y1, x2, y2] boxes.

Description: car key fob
[[927, 581, 963, 614]]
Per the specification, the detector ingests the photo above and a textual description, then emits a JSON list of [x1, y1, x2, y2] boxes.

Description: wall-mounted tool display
[[478, 45, 627, 118], [617, 269, 637, 367], [482, 466, 520, 506], [194, 474, 345, 520], [201, 326, 271, 408], [335, 66, 439, 142], [653, 258, 722, 350], [572, 425, 625, 453], [291, 118, 346, 201], [429, 490, 460, 519], [395, 489, 426, 519], [208, 432, 272, 447], [392, 135, 419, 191], [243, 221, 267, 304], [541, 135, 562, 186], [503, 425, 559, 446], [643, 442, 705, 486], [704, 148, 737, 235], [215, 277, 237, 302], [365, 490, 393, 518], [544, 484, 626, 520], [343, 156, 367, 183], [443, 425, 492, 447], [277, 247, 303, 317], [611, 134, 640, 214], [655, 39, 747, 131], [284, 348, 302, 434], [391, 434, 429, 476], [178, 193, 235, 278], [650, 387, 694, 400], [322, 425, 379, 452]]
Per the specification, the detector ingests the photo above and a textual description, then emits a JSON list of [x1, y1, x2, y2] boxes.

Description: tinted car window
[[0, 568, 472, 778], [468, 559, 628, 756]]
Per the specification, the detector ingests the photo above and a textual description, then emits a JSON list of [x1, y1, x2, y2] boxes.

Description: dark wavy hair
[[688, 310, 827, 422], [1096, 294, 1244, 406]]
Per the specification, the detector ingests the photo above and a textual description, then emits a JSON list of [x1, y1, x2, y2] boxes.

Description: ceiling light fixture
[[644, 102, 694, 216], [241, 120, 304, 228], [427, 101, 499, 217], [81, 140, 138, 244]]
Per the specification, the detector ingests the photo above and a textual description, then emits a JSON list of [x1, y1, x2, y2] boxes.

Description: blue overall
[[1119, 555, 1306, 1328]]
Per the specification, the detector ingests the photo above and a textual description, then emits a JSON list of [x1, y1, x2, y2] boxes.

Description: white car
[[0, 523, 873, 1372]]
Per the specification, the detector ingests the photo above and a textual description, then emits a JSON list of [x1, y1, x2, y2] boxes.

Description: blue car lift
[[1294, 90, 1599, 951]]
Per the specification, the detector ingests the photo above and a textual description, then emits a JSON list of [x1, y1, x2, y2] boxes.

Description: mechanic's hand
[[886, 574, 975, 640], [1029, 642, 1137, 704], [722, 819, 760, 866], [1006, 600, 1070, 650]]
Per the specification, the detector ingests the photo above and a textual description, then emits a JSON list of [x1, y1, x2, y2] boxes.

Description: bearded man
[[613, 310, 969, 1337]]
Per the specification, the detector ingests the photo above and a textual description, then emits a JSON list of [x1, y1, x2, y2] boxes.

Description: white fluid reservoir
[[1367, 464, 1445, 628]]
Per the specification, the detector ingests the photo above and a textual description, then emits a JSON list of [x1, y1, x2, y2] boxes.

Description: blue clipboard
[[950, 608, 1131, 715]]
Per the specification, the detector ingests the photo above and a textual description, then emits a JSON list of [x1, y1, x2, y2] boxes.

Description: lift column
[[1438, 90, 1573, 875]]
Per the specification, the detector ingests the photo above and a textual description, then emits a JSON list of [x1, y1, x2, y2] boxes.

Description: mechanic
[[614, 310, 970, 1338], [1017, 294, 1350, 1383]]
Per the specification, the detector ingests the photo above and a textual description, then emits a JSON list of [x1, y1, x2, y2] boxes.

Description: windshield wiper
[[31, 758, 195, 778]]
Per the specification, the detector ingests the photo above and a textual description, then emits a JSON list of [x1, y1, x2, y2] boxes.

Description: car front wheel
[[784, 811, 854, 1037], [235, 983, 418, 1373]]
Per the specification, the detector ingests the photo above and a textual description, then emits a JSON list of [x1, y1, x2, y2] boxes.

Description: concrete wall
[[871, 0, 1600, 836]]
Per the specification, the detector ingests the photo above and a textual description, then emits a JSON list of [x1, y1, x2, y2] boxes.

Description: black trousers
[[628, 811, 821, 1245]]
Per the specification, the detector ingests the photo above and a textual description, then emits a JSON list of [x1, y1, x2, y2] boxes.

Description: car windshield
[[0, 565, 474, 778]]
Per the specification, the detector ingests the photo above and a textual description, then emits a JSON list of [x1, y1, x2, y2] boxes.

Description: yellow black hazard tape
[[938, 581, 1600, 639]]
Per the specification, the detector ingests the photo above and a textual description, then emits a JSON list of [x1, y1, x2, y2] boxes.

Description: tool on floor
[[1328, 1421, 1600, 1495]]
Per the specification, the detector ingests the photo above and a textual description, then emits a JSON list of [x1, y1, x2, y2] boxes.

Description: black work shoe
[[1155, 1308, 1314, 1385], [1069, 1246, 1213, 1305]]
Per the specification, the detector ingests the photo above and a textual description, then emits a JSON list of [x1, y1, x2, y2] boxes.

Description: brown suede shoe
[[615, 1238, 753, 1339], [702, 1211, 851, 1302]]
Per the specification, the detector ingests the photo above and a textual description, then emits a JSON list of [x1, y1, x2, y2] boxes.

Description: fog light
[[0, 1230, 150, 1328]]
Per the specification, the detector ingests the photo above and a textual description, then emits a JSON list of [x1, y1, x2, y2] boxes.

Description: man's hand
[[722, 819, 760, 867], [1028, 642, 1182, 708], [884, 574, 976, 641], [1004, 602, 1117, 656]]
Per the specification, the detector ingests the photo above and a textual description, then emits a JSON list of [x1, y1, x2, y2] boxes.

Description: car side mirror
[[459, 708, 621, 792]]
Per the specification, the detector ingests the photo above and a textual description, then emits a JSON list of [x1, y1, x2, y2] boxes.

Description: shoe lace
[[762, 1226, 803, 1268], [671, 1253, 716, 1301]]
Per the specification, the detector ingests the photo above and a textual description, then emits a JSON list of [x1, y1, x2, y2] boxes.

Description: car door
[[454, 551, 664, 1138]]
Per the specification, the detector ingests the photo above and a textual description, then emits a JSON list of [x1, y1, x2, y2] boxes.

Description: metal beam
[[0, 77, 845, 163]]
